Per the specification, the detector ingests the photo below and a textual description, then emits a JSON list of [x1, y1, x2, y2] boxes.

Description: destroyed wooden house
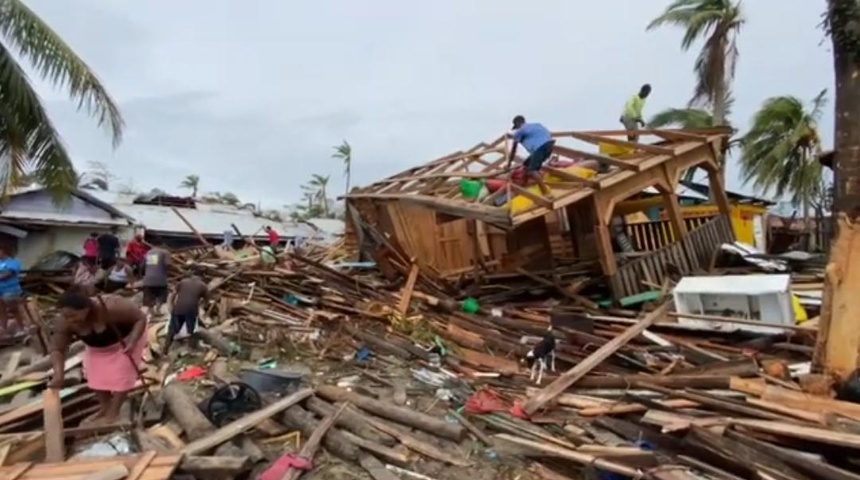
[[346, 127, 737, 299]]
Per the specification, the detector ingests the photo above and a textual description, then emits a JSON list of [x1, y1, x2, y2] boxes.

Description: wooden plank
[[126, 451, 157, 480], [180, 388, 313, 455], [731, 419, 860, 449], [82, 464, 128, 480], [522, 301, 671, 415], [0, 462, 31, 480], [42, 390, 64, 462], [396, 264, 419, 315]]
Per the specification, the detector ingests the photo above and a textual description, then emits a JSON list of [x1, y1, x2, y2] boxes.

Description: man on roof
[[620, 84, 651, 141], [507, 115, 554, 196]]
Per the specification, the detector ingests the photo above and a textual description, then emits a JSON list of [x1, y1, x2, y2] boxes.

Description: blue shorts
[[525, 140, 555, 172], [0, 291, 21, 301]]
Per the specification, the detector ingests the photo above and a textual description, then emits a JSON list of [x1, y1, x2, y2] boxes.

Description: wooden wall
[[350, 200, 562, 278]]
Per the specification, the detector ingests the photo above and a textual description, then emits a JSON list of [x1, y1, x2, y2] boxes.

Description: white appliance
[[673, 274, 794, 334]]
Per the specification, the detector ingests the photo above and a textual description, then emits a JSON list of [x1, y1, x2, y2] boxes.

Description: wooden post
[[704, 165, 732, 220], [661, 191, 688, 241], [42, 389, 64, 462]]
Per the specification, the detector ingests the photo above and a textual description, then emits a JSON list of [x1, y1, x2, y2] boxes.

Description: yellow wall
[[618, 196, 770, 249], [678, 204, 768, 247]]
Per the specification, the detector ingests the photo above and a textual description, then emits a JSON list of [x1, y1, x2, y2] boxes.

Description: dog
[[523, 328, 556, 385]]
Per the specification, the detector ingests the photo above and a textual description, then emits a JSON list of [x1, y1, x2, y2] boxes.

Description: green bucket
[[461, 297, 480, 314], [460, 179, 483, 199]]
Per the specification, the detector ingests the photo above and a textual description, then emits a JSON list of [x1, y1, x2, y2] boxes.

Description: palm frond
[[739, 91, 826, 208], [648, 108, 715, 128], [0, 0, 124, 145], [0, 41, 76, 200]]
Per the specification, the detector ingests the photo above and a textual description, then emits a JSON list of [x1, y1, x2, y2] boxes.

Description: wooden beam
[[661, 191, 688, 241], [522, 302, 670, 415], [565, 131, 676, 155], [553, 145, 638, 171]]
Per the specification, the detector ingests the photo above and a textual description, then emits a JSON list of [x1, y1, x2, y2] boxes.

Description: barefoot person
[[620, 84, 651, 141], [507, 115, 554, 196], [141, 247, 170, 317], [0, 247, 24, 336], [164, 269, 210, 352], [48, 289, 148, 424]]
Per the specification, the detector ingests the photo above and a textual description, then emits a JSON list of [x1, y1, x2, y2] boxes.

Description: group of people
[[46, 231, 212, 424], [506, 84, 652, 187]]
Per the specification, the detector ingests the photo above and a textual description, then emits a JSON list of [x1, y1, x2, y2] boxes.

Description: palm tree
[[308, 174, 331, 217], [647, 0, 744, 127], [812, 1, 860, 379], [0, 0, 123, 199], [739, 90, 827, 237], [179, 174, 200, 197], [332, 140, 352, 195], [219, 192, 240, 206]]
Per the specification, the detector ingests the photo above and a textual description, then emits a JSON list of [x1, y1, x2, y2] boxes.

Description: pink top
[[83, 238, 98, 257]]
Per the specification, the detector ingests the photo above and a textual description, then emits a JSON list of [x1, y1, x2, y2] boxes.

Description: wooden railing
[[625, 216, 717, 252], [610, 216, 735, 299]]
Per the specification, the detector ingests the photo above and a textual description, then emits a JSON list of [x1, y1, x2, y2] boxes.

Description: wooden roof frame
[[347, 127, 734, 229]]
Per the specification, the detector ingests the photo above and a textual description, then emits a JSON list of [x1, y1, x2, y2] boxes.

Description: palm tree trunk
[[813, 0, 860, 381], [322, 186, 329, 217], [712, 62, 729, 181]]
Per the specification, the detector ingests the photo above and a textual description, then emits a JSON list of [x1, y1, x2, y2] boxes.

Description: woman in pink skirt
[[48, 288, 148, 424]]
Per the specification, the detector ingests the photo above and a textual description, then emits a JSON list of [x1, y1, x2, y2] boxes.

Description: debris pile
[[0, 237, 849, 480]]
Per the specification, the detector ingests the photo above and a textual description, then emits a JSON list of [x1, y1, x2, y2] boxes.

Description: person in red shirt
[[82, 233, 99, 263], [125, 234, 150, 276], [264, 226, 281, 249]]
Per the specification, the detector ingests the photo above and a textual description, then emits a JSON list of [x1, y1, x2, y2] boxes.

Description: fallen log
[[178, 456, 253, 479], [305, 396, 396, 446], [278, 402, 360, 461], [281, 403, 346, 480], [316, 385, 464, 441]]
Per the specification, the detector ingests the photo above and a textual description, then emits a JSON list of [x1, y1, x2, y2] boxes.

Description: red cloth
[[177, 365, 207, 381], [125, 240, 149, 264], [83, 238, 98, 257], [268, 229, 281, 246], [257, 454, 312, 480], [465, 388, 508, 415], [82, 323, 148, 393], [465, 388, 531, 419]]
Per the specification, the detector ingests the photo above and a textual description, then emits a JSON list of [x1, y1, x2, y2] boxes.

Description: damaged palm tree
[[0, 0, 123, 200]]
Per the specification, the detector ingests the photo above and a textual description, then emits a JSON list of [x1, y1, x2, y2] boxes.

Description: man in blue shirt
[[508, 115, 554, 195], [0, 247, 24, 336]]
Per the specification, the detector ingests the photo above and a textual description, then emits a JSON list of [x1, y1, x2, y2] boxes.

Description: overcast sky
[[27, 0, 833, 208]]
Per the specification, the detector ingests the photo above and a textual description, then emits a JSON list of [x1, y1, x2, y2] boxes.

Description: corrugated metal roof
[[0, 211, 128, 227], [85, 191, 313, 238], [114, 203, 313, 238]]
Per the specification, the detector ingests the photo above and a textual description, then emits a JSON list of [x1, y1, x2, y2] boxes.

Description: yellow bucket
[[599, 142, 635, 157], [509, 166, 597, 214]]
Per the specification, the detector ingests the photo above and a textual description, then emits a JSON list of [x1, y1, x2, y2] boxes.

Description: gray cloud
[[26, 0, 833, 207]]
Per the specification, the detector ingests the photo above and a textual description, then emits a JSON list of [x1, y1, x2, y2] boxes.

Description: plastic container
[[461, 297, 480, 314], [460, 179, 483, 199], [239, 368, 303, 394]]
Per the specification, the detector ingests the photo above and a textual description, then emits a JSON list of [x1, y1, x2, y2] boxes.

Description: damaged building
[[345, 127, 737, 301]]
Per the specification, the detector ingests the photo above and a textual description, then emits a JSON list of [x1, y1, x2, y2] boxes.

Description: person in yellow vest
[[620, 84, 651, 141]]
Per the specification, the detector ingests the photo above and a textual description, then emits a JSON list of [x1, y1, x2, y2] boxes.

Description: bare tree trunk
[[813, 0, 860, 382]]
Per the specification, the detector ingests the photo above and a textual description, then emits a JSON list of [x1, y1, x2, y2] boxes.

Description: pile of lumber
[[2, 236, 852, 480]]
